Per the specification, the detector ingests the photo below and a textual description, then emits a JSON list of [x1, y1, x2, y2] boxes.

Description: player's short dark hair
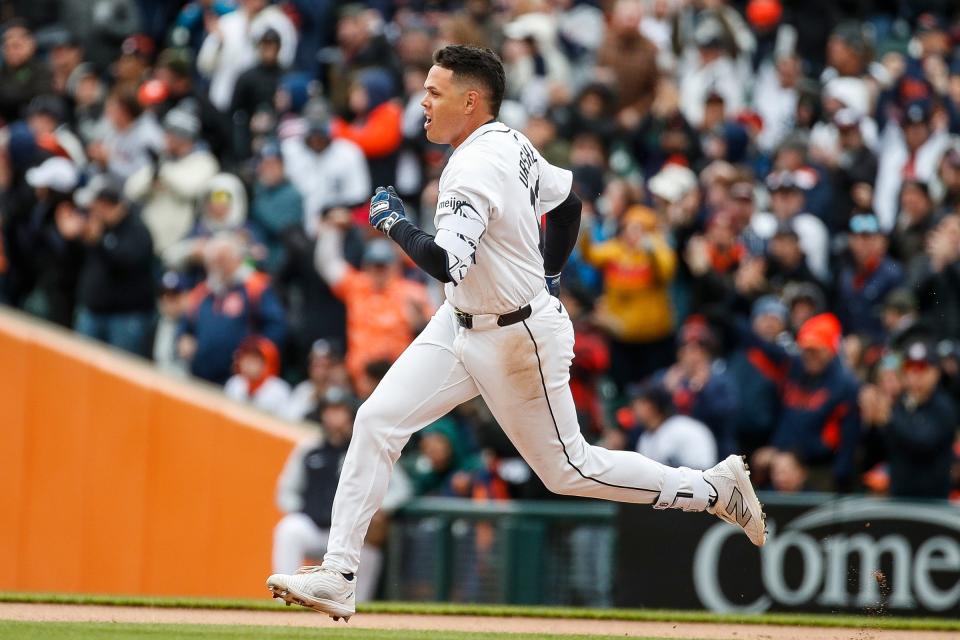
[[433, 45, 505, 117]]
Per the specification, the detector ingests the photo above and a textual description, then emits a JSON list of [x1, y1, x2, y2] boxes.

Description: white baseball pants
[[323, 289, 711, 574]]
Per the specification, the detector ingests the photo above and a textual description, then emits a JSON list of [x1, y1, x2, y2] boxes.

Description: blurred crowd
[[2, 0, 960, 521]]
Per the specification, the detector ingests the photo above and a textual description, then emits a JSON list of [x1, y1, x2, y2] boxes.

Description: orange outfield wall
[[0, 307, 314, 598]]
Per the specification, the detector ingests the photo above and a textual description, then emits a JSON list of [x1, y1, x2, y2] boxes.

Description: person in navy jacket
[[741, 312, 862, 491], [835, 213, 904, 341], [177, 232, 287, 384]]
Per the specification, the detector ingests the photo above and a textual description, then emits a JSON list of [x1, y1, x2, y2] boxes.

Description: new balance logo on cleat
[[726, 487, 753, 528]]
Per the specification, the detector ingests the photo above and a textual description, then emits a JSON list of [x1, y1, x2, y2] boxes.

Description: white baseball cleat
[[267, 566, 356, 621], [703, 454, 767, 546]]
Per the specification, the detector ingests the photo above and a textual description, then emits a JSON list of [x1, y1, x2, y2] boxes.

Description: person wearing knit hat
[[776, 312, 859, 490], [727, 296, 790, 457], [224, 335, 292, 418], [731, 308, 860, 491], [751, 296, 788, 334], [797, 312, 842, 368]]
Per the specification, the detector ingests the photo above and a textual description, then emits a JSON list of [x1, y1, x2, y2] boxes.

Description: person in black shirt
[[56, 177, 155, 355], [230, 28, 283, 159], [876, 341, 957, 500]]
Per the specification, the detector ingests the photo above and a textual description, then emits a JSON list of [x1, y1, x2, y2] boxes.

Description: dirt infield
[[0, 603, 956, 640]]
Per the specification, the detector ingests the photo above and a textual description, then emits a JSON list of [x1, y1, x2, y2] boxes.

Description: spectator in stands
[[55, 178, 155, 355], [678, 17, 745, 130], [67, 63, 106, 145], [163, 172, 262, 272], [152, 48, 232, 161], [728, 296, 789, 457], [752, 51, 802, 156], [3, 156, 80, 326], [501, 10, 570, 116], [580, 205, 676, 390], [402, 419, 482, 497], [197, 0, 297, 112], [595, 0, 658, 126], [124, 106, 219, 256], [874, 101, 950, 232], [153, 270, 189, 377], [632, 84, 701, 178], [224, 335, 291, 416], [178, 232, 286, 384], [45, 27, 84, 98], [835, 213, 904, 341], [171, 0, 236, 55], [763, 221, 822, 295], [281, 110, 371, 236], [314, 220, 433, 384], [230, 28, 284, 159], [560, 286, 610, 441], [916, 214, 960, 341], [331, 67, 403, 188], [0, 20, 52, 124], [274, 205, 363, 380], [827, 108, 877, 233], [751, 313, 861, 491], [249, 141, 303, 274], [783, 281, 825, 333], [629, 382, 717, 470], [88, 86, 165, 180], [322, 4, 399, 115], [111, 34, 154, 94], [683, 208, 747, 310], [890, 180, 937, 271], [769, 450, 809, 493], [23, 94, 87, 169], [751, 170, 829, 282], [937, 146, 960, 216], [864, 340, 957, 500], [881, 288, 922, 350], [354, 358, 392, 402], [273, 386, 411, 601], [657, 318, 738, 457], [285, 339, 349, 423], [58, 0, 141, 73]]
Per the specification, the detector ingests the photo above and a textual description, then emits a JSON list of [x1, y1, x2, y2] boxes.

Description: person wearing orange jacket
[[330, 67, 403, 189], [314, 210, 434, 385], [580, 204, 677, 390]]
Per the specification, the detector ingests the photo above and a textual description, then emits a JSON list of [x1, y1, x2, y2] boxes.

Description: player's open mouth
[[424, 114, 432, 129]]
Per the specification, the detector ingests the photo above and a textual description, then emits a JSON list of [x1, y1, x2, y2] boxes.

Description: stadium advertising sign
[[616, 496, 960, 616]]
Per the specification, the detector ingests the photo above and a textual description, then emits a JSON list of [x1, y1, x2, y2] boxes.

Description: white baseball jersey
[[433, 121, 573, 315], [321, 121, 718, 577]]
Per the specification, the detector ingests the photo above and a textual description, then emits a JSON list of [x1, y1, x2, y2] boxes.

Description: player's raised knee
[[535, 465, 580, 496]]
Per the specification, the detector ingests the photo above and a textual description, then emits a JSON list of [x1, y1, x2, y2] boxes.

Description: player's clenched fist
[[369, 186, 406, 236]]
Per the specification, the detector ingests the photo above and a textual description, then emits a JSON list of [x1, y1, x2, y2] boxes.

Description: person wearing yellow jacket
[[581, 204, 677, 390]]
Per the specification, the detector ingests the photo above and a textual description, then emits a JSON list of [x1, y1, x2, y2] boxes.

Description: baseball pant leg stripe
[[521, 320, 660, 496]]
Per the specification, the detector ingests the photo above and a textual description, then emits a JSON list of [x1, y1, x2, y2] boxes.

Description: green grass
[[2, 592, 959, 633], [0, 621, 654, 640]]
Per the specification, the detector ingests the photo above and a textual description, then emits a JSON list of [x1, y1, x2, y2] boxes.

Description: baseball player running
[[268, 45, 766, 620]]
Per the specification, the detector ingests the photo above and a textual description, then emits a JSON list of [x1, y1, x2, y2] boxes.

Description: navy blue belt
[[454, 304, 532, 329]]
